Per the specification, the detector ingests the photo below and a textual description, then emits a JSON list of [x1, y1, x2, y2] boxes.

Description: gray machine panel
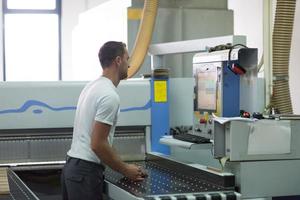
[[117, 79, 151, 126], [0, 80, 151, 130], [214, 119, 300, 161], [226, 160, 300, 198], [0, 82, 85, 129], [169, 78, 194, 127]]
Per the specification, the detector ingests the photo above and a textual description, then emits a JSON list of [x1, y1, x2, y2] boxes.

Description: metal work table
[[105, 154, 240, 200], [1, 154, 240, 200]]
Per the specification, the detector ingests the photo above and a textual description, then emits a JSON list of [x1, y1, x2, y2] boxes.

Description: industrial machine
[[1, 35, 299, 200], [0, 77, 240, 199], [0, 80, 150, 199], [157, 37, 300, 199], [192, 44, 300, 198], [192, 47, 300, 197], [192, 46, 263, 139]]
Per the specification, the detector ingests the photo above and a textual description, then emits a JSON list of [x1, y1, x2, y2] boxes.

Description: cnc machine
[[1, 36, 299, 200]]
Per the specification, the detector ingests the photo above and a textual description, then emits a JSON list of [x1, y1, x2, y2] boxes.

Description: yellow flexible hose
[[128, 0, 158, 78], [272, 0, 296, 114]]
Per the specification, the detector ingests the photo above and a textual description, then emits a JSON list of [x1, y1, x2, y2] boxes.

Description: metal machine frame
[[150, 36, 300, 199]]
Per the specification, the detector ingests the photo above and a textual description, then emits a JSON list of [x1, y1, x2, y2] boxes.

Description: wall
[[228, 0, 300, 114], [228, 0, 263, 59], [61, 0, 87, 80], [289, 2, 300, 114], [0, 2, 3, 81], [62, 0, 129, 81]]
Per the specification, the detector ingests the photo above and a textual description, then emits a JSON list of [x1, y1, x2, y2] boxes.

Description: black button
[[209, 193, 221, 200], [159, 196, 172, 200], [194, 194, 206, 200], [223, 192, 236, 200], [174, 195, 187, 200]]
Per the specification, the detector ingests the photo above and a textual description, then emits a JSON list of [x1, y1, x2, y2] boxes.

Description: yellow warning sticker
[[154, 81, 167, 102]]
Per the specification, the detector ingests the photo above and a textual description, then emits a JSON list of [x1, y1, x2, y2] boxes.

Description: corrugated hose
[[128, 0, 158, 78], [272, 0, 296, 114]]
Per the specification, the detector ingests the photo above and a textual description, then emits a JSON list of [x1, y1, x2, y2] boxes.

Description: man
[[61, 41, 146, 200]]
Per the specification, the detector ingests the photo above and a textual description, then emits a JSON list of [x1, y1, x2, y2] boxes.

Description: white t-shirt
[[67, 76, 120, 164]]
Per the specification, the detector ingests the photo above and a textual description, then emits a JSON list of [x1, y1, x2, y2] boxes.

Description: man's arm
[[91, 121, 145, 181]]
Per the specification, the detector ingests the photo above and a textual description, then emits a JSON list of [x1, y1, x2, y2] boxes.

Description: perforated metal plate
[[105, 161, 229, 198]]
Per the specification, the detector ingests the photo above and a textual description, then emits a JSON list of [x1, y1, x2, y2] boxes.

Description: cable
[[227, 44, 248, 75], [228, 44, 248, 62]]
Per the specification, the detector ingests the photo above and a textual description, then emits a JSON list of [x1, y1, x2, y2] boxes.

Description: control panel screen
[[193, 63, 219, 112]]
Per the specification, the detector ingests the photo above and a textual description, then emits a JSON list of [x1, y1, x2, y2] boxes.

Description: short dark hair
[[98, 41, 126, 68]]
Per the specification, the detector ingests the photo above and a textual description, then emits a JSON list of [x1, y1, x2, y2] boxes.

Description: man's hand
[[123, 164, 148, 181], [91, 121, 148, 181]]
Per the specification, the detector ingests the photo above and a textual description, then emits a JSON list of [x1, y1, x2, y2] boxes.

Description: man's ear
[[115, 56, 122, 66]]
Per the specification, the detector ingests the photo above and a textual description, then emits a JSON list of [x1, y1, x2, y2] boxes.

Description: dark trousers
[[61, 156, 105, 200]]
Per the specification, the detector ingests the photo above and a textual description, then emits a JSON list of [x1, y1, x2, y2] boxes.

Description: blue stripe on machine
[[0, 100, 76, 115], [0, 99, 152, 115], [120, 100, 151, 112]]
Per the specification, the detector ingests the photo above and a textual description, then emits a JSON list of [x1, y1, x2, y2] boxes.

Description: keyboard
[[173, 134, 211, 144]]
